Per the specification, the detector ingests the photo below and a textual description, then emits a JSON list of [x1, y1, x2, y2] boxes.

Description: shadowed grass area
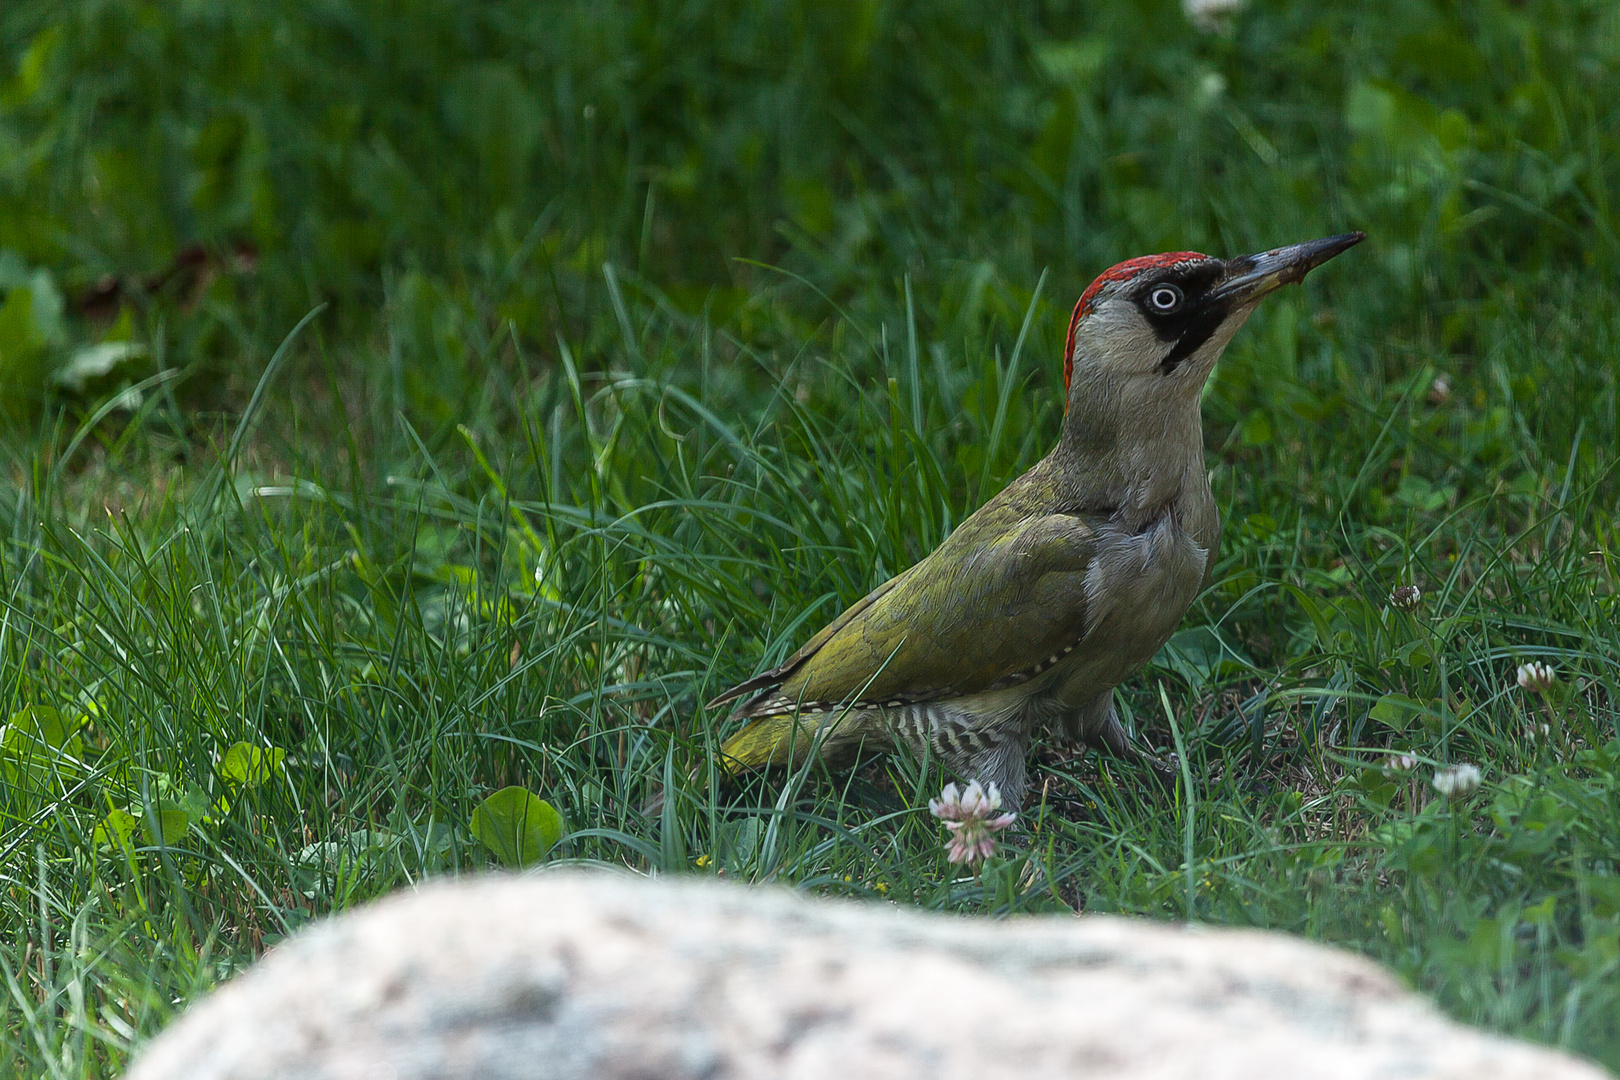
[[1, 0, 1618, 1075]]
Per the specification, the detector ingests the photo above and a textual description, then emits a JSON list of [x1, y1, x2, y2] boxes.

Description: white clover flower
[[1432, 763, 1482, 799], [929, 780, 1016, 865], [1183, 0, 1245, 31], [1387, 753, 1418, 772], [1516, 661, 1556, 695], [1389, 584, 1422, 611]]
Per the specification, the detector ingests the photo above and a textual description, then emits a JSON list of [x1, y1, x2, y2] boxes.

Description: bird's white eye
[[1148, 284, 1182, 312]]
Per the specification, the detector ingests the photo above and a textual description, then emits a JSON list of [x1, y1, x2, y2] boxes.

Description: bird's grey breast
[[1055, 503, 1212, 700]]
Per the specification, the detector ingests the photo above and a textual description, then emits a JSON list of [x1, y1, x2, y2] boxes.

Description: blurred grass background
[[1, 0, 1618, 1075]]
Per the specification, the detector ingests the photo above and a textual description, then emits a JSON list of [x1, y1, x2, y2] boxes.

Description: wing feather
[[703, 572, 908, 711], [714, 509, 1097, 718]]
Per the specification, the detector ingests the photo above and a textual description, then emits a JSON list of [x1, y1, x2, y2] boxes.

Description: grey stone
[[127, 871, 1606, 1080]]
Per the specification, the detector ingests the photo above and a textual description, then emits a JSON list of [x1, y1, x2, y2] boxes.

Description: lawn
[[1, 0, 1618, 1074]]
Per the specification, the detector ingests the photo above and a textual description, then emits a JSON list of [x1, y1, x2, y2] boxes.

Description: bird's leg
[[1075, 693, 1179, 790], [962, 733, 1030, 813]]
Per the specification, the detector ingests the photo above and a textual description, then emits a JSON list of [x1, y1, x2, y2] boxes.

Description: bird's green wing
[[724, 509, 1096, 717], [705, 571, 908, 710]]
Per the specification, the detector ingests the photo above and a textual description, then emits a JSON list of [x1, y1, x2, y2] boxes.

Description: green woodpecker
[[710, 233, 1365, 809]]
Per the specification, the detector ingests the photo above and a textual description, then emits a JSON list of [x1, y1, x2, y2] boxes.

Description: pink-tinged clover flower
[[929, 780, 1016, 865]]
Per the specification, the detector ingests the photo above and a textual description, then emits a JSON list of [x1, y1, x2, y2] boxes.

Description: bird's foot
[[1143, 751, 1182, 792]]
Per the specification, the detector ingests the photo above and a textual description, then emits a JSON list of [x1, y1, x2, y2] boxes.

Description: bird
[[708, 233, 1365, 810]]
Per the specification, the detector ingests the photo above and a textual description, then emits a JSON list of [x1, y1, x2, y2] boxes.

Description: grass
[[2, 0, 1619, 1075]]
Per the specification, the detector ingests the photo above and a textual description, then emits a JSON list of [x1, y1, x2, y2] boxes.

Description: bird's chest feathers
[[1073, 507, 1210, 678]]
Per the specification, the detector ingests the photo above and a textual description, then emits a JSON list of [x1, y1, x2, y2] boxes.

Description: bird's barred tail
[[717, 714, 819, 772]]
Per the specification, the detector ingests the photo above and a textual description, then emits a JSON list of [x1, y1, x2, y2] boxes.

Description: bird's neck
[[1047, 390, 1207, 529]]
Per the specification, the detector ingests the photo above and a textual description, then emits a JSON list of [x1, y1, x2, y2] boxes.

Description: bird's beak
[[1212, 232, 1365, 306]]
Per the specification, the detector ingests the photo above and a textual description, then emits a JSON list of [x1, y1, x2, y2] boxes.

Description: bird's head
[[1062, 232, 1365, 415]]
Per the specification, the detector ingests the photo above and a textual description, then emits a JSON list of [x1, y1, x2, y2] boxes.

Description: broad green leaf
[[1, 705, 82, 757], [220, 741, 286, 788], [138, 806, 194, 845], [295, 828, 402, 903], [1586, 876, 1620, 919], [0, 707, 86, 802], [1346, 768, 1399, 808], [1523, 896, 1558, 927], [176, 785, 214, 825], [470, 786, 562, 868], [1369, 692, 1423, 732], [297, 829, 398, 873], [1397, 639, 1433, 668], [1152, 626, 1251, 686], [1034, 37, 1109, 85], [93, 808, 139, 852], [1239, 410, 1273, 447], [96, 803, 193, 848], [1393, 474, 1453, 512]]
